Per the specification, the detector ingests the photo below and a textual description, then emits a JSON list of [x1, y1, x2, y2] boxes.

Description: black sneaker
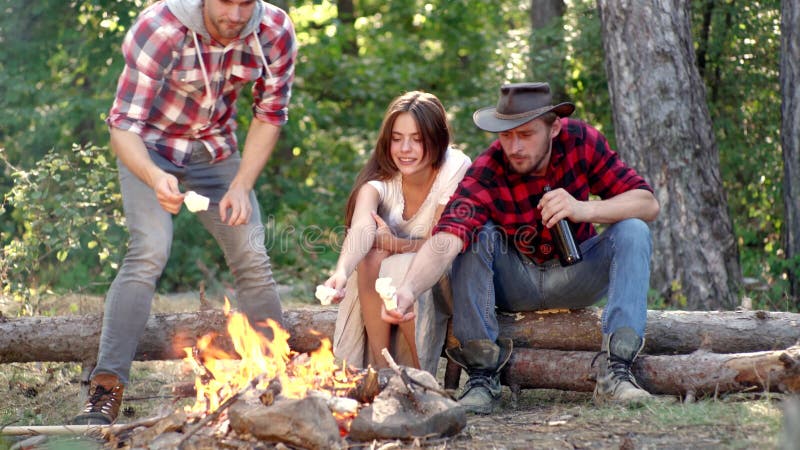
[[71, 373, 125, 425]]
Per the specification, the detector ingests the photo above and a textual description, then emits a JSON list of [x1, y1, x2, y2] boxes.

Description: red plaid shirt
[[433, 118, 653, 263], [107, 2, 296, 166]]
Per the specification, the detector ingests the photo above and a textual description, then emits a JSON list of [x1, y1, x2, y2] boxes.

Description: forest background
[[0, 0, 796, 316]]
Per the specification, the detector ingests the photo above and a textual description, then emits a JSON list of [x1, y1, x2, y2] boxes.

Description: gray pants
[[93, 145, 282, 384]]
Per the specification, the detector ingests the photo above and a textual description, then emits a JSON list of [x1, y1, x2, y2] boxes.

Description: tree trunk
[[694, 0, 715, 79], [501, 346, 800, 396], [597, 0, 742, 310], [337, 0, 358, 56], [2, 307, 798, 364], [529, 0, 567, 98], [782, 0, 800, 304], [530, 0, 566, 28]]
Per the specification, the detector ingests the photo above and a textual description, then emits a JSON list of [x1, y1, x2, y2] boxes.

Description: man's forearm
[[232, 119, 281, 191], [586, 189, 660, 223], [400, 232, 462, 297], [109, 127, 162, 188]]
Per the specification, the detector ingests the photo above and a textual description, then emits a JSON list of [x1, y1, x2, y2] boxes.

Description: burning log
[[500, 345, 800, 397], [347, 367, 382, 404]]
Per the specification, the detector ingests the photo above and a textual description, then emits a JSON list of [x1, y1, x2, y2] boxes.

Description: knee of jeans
[[611, 219, 651, 250], [123, 235, 171, 278], [230, 247, 274, 283]]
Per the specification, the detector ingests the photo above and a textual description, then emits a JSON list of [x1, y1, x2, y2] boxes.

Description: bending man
[[73, 0, 296, 425]]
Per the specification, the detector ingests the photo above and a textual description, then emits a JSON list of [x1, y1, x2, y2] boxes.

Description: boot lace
[[83, 384, 121, 414], [462, 369, 499, 395], [592, 351, 642, 389], [608, 354, 636, 384]]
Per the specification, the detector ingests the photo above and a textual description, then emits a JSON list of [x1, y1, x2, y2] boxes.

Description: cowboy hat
[[473, 82, 575, 133]]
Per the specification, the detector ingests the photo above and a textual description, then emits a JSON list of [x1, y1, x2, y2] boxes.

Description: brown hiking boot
[[593, 327, 653, 405], [71, 373, 124, 425]]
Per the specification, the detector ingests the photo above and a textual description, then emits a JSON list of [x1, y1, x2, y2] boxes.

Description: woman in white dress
[[323, 91, 470, 374]]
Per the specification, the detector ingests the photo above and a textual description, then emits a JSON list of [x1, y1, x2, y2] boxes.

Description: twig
[[104, 413, 175, 437], [0, 424, 124, 436], [176, 375, 261, 449], [381, 348, 415, 394]]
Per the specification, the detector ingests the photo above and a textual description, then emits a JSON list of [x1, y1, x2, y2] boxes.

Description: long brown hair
[[343, 91, 451, 227]]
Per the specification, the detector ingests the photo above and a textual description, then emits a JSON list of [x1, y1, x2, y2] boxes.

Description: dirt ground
[[0, 292, 791, 449], [0, 360, 788, 449]]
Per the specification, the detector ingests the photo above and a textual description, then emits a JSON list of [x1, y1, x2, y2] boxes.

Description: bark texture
[[1, 307, 798, 363], [0, 307, 336, 363], [530, 0, 566, 28], [782, 0, 800, 302], [501, 346, 800, 396], [497, 308, 800, 354], [597, 0, 741, 310]]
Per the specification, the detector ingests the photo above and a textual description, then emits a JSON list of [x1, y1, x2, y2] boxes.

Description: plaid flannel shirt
[[107, 2, 296, 166], [433, 118, 653, 263]]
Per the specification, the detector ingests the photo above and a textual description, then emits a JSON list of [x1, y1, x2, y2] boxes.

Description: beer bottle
[[544, 185, 583, 266]]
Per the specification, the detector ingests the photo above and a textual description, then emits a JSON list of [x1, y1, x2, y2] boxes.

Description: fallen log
[[498, 308, 800, 353], [500, 346, 800, 396], [0, 307, 336, 363], [0, 307, 798, 363]]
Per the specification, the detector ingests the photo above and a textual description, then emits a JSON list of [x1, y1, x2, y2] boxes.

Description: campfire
[[183, 300, 362, 416], [105, 301, 466, 449]]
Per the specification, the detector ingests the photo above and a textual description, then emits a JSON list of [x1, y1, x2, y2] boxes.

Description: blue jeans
[[93, 145, 282, 384], [450, 219, 651, 344]]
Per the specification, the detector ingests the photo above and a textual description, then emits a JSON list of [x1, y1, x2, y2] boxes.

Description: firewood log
[[500, 345, 800, 396]]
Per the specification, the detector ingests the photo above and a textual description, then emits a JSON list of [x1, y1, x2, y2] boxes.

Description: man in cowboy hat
[[383, 82, 660, 414]]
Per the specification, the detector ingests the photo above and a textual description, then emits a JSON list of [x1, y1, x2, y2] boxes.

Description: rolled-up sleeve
[[252, 12, 297, 125], [106, 13, 174, 132], [432, 176, 491, 252]]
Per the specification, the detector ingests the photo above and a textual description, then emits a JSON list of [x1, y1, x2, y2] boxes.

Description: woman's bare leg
[[398, 319, 421, 369], [358, 248, 392, 368]]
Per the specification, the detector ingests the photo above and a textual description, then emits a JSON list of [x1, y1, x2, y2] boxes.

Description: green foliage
[[561, 1, 615, 143], [250, 0, 529, 283], [0, 0, 139, 167], [691, 0, 788, 307], [0, 144, 125, 315], [0, 0, 792, 312]]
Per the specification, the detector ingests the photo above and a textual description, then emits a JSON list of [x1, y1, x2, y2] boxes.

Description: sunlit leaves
[[0, 144, 125, 314], [0, 0, 789, 310]]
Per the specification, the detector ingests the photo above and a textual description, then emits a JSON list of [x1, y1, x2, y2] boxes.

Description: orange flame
[[183, 300, 360, 415]]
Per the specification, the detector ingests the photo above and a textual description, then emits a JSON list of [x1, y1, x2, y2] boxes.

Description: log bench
[[1, 306, 798, 397]]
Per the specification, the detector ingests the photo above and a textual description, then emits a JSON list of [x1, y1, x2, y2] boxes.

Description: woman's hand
[[322, 269, 348, 304], [371, 212, 396, 253]]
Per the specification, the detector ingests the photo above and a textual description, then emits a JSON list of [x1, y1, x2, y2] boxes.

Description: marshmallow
[[184, 191, 210, 212], [315, 285, 337, 305], [375, 277, 397, 310]]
